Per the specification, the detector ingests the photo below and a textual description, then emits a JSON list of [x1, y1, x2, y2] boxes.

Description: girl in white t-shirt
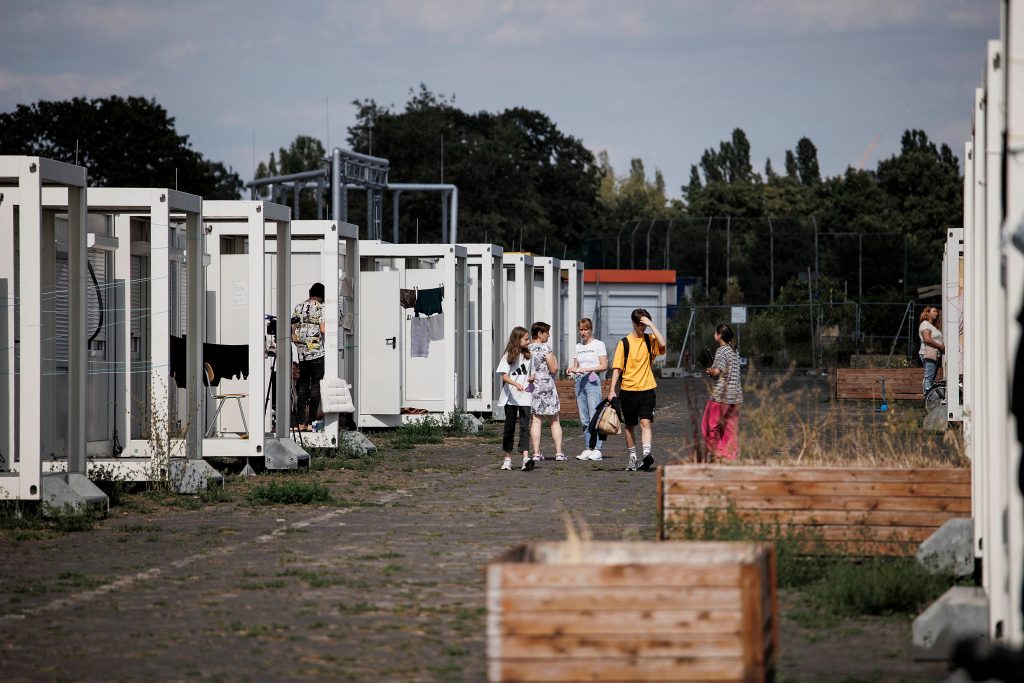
[[918, 306, 945, 395], [568, 318, 608, 460], [496, 327, 535, 471]]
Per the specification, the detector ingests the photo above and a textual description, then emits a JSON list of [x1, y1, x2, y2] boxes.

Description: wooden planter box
[[659, 465, 971, 556], [833, 367, 941, 401], [487, 541, 778, 683], [554, 379, 612, 420]]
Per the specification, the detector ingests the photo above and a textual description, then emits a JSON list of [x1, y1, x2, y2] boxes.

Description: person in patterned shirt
[[291, 283, 326, 431], [702, 323, 743, 460]]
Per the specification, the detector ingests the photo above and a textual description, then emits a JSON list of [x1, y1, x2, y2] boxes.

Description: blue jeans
[[922, 357, 939, 395], [575, 374, 604, 451]]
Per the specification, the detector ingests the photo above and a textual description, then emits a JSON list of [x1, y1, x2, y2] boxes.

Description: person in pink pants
[[702, 324, 743, 460]]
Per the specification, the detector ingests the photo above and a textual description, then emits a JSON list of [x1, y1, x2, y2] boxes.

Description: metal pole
[[858, 231, 863, 313], [808, 267, 814, 369], [293, 181, 301, 219], [441, 191, 449, 243], [629, 219, 641, 269], [645, 218, 656, 270], [705, 217, 712, 293], [767, 217, 774, 303], [392, 190, 400, 243], [663, 219, 673, 270], [812, 216, 819, 279], [450, 186, 458, 244], [331, 148, 341, 223], [726, 216, 731, 287]]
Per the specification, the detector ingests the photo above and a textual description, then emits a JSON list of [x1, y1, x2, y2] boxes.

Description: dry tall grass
[[671, 365, 966, 469]]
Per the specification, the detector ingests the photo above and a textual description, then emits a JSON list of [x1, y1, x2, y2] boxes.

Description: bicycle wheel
[[925, 382, 946, 412]]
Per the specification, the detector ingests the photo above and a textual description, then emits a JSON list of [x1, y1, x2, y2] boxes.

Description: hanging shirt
[[292, 299, 325, 362], [414, 287, 444, 316]]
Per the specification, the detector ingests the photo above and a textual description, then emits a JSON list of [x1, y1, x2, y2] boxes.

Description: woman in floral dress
[[528, 321, 564, 461]]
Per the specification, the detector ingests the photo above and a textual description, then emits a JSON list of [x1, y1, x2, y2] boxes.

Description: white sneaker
[[576, 450, 592, 461], [500, 457, 512, 471], [626, 453, 638, 471], [588, 450, 603, 461]]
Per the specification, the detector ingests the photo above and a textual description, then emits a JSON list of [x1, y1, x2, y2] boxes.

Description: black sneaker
[[639, 453, 655, 471], [521, 458, 536, 472]]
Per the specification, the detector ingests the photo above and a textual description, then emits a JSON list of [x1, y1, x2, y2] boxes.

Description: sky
[[0, 0, 1001, 199]]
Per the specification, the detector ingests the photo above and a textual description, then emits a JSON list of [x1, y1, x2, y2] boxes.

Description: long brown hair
[[504, 326, 531, 364]]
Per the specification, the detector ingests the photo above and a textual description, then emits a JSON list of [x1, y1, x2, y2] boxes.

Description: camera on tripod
[[265, 314, 300, 337]]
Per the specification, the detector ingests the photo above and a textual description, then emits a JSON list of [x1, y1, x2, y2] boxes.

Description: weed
[[337, 602, 376, 614], [247, 480, 334, 506]]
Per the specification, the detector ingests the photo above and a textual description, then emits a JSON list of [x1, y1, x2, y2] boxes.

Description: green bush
[[247, 480, 334, 505]]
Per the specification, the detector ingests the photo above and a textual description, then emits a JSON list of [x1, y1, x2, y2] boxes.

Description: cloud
[[735, 0, 995, 34], [0, 68, 136, 100]]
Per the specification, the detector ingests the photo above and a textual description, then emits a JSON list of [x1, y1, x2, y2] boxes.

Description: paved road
[[0, 377, 949, 681]]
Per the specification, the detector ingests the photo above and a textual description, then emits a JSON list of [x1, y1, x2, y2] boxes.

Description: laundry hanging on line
[[400, 288, 417, 309], [410, 317, 430, 358], [414, 287, 444, 316], [169, 334, 249, 388], [426, 313, 445, 342]]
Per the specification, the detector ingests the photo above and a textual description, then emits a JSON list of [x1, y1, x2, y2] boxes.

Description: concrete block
[[913, 586, 988, 660], [263, 437, 310, 470], [41, 472, 109, 515], [660, 367, 685, 379], [340, 430, 377, 456], [169, 459, 224, 494], [918, 518, 974, 577], [460, 413, 484, 433]]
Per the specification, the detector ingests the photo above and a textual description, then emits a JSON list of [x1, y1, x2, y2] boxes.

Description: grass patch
[[247, 480, 334, 506], [675, 503, 958, 625]]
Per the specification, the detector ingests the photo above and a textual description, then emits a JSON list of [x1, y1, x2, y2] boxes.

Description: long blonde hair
[[504, 327, 531, 364]]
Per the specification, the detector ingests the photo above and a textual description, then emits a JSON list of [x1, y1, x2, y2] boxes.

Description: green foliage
[[345, 85, 603, 256], [0, 95, 242, 198], [254, 134, 327, 217], [246, 480, 334, 506]]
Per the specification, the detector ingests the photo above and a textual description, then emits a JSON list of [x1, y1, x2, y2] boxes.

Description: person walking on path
[[608, 308, 666, 471], [702, 323, 743, 461], [528, 322, 564, 461], [568, 318, 608, 461], [291, 282, 326, 432], [918, 306, 945, 396], [496, 326, 536, 472]]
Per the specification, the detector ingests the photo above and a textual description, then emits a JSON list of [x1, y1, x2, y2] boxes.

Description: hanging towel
[[410, 316, 430, 358], [340, 276, 354, 299], [414, 287, 444, 316], [169, 335, 249, 388], [400, 288, 417, 309], [426, 313, 445, 341]]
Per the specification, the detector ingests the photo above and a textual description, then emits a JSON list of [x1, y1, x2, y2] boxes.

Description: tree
[[254, 135, 327, 216], [344, 86, 603, 255], [0, 96, 242, 198], [795, 137, 821, 186]]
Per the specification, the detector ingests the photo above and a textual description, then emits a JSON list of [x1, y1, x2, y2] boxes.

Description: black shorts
[[619, 389, 656, 426]]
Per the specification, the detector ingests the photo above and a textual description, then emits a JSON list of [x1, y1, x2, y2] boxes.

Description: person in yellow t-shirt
[[608, 308, 666, 471]]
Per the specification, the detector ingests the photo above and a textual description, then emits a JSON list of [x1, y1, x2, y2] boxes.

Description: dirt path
[[0, 377, 951, 682]]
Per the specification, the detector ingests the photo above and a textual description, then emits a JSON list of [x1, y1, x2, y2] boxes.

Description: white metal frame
[[942, 228, 964, 422], [560, 260, 585, 369], [961, 4, 1024, 646], [461, 244, 503, 414], [41, 187, 205, 480], [0, 156, 88, 499], [501, 253, 535, 339], [264, 219, 359, 448], [202, 200, 302, 462], [357, 240, 467, 427], [531, 256, 562, 362]]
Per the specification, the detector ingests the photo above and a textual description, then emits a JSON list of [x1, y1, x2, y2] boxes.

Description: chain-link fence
[[592, 300, 924, 370]]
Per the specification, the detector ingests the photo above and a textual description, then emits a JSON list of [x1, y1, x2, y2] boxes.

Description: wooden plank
[[497, 587, 744, 611], [490, 633, 745, 659], [491, 656, 747, 682], [662, 493, 971, 514], [661, 521, 934, 544], [498, 609, 744, 636], [740, 564, 765, 681], [662, 466, 970, 484], [663, 507, 963, 528], [494, 564, 743, 589], [664, 479, 969, 498]]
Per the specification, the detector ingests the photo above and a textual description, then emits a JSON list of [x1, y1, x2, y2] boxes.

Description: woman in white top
[[568, 318, 608, 461], [918, 306, 945, 396]]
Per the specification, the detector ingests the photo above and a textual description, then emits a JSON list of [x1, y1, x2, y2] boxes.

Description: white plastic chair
[[204, 362, 248, 437]]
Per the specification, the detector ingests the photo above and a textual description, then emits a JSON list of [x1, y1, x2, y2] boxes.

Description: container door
[[358, 270, 401, 414]]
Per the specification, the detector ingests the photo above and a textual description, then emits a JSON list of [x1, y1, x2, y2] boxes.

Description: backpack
[[620, 333, 654, 367]]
